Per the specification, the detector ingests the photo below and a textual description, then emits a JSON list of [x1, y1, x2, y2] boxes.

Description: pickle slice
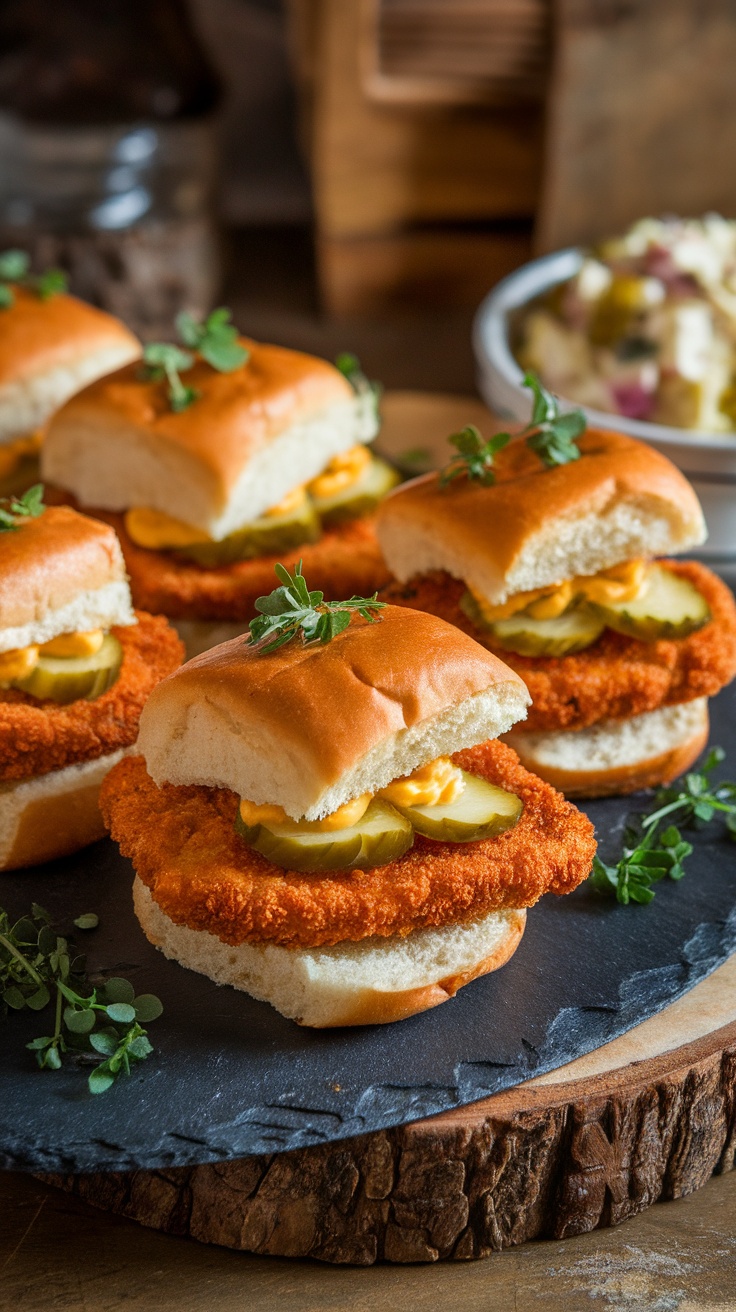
[[389, 770, 522, 843], [486, 606, 605, 657], [310, 456, 401, 526], [591, 564, 710, 640], [16, 634, 123, 704], [235, 797, 413, 873], [174, 499, 321, 567]]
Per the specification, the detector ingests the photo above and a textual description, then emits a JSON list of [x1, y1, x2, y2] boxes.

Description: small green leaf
[[133, 994, 164, 1022], [128, 1034, 154, 1060], [3, 986, 26, 1010], [89, 1029, 119, 1057], [73, 913, 99, 931], [64, 1007, 96, 1034], [102, 977, 136, 1004], [26, 1035, 53, 1051], [0, 284, 14, 308], [25, 985, 50, 1011], [0, 249, 29, 280], [88, 1067, 116, 1094], [41, 1046, 62, 1070], [105, 1002, 137, 1024]]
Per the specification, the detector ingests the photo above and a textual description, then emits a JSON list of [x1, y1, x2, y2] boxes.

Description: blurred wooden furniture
[[538, 0, 736, 252], [287, 0, 546, 314]]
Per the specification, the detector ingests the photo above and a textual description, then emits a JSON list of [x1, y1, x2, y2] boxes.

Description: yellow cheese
[[471, 559, 650, 624], [125, 508, 211, 550], [0, 645, 39, 682], [239, 792, 372, 833], [0, 430, 44, 479], [40, 629, 105, 658], [308, 445, 371, 501], [263, 485, 309, 519], [380, 757, 465, 808]]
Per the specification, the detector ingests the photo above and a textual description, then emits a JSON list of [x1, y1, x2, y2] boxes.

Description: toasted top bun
[[42, 340, 379, 540], [0, 286, 140, 445], [0, 504, 134, 652], [138, 605, 531, 820], [376, 429, 707, 605]]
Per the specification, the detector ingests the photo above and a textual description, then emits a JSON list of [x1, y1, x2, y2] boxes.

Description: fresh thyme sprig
[[0, 902, 163, 1094], [438, 373, 586, 489], [439, 426, 512, 488], [588, 746, 736, 906], [641, 747, 736, 835], [0, 249, 68, 308], [177, 307, 249, 373], [249, 560, 385, 653], [589, 821, 692, 906], [0, 483, 45, 532], [141, 343, 199, 413]]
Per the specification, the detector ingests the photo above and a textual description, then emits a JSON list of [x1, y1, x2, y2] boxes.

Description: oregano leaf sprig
[[0, 483, 45, 532], [438, 372, 586, 489], [0, 902, 163, 1093], [641, 747, 736, 835], [335, 352, 382, 424], [176, 307, 249, 373], [249, 560, 385, 654], [141, 343, 199, 413], [0, 249, 68, 308]]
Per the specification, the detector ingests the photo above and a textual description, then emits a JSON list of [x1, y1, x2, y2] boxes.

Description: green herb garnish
[[0, 249, 68, 308], [641, 747, 736, 835], [0, 902, 162, 1094], [141, 343, 199, 413], [588, 746, 736, 906], [439, 426, 512, 488], [176, 307, 249, 373], [335, 352, 382, 423], [249, 560, 385, 653], [589, 821, 692, 906], [0, 483, 45, 532], [438, 372, 586, 489]]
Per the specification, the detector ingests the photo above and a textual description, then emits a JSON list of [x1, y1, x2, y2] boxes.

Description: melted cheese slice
[[0, 629, 105, 682], [238, 757, 466, 834], [471, 558, 649, 624], [0, 430, 44, 480], [308, 444, 371, 500]]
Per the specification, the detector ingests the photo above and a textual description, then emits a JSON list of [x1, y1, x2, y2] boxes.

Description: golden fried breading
[[0, 612, 183, 782], [382, 561, 736, 733], [100, 741, 596, 948], [85, 509, 392, 620]]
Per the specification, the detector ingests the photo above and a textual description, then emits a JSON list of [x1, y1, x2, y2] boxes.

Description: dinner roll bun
[[0, 749, 128, 871], [0, 286, 140, 444], [0, 504, 135, 652], [42, 339, 378, 539], [506, 698, 709, 798], [137, 606, 531, 820], [376, 429, 706, 606], [134, 877, 526, 1027]]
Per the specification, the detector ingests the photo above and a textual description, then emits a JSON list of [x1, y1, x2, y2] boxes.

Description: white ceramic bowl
[[473, 248, 736, 570]]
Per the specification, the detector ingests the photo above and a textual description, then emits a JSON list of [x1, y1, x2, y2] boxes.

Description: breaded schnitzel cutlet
[[101, 740, 596, 950], [0, 611, 183, 782]]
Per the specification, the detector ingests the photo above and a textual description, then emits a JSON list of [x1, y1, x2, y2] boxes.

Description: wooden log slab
[[49, 956, 736, 1265]]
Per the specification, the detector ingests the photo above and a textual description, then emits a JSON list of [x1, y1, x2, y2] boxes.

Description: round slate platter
[[2, 686, 736, 1176]]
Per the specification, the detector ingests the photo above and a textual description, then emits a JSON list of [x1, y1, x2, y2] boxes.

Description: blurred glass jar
[[0, 0, 221, 337]]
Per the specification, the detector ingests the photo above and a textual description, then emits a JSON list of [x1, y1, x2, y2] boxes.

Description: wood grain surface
[[538, 0, 736, 252]]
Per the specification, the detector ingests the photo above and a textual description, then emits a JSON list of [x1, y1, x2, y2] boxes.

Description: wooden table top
[[2, 1167, 735, 1310]]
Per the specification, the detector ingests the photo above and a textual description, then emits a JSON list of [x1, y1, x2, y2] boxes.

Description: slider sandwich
[[0, 491, 183, 869], [42, 318, 397, 657], [100, 563, 595, 1027], [377, 401, 736, 797], [0, 251, 139, 496]]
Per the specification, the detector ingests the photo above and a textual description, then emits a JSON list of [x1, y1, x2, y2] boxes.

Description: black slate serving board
[[2, 686, 736, 1175]]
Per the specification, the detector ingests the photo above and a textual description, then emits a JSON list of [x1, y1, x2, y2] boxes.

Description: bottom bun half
[[0, 749, 127, 871], [133, 877, 526, 1027], [506, 698, 709, 799]]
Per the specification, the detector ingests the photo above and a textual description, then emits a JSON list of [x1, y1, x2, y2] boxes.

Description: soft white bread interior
[[0, 286, 140, 445], [134, 877, 526, 1027], [376, 429, 707, 605], [0, 749, 128, 870], [42, 340, 378, 538], [137, 606, 531, 820], [507, 698, 709, 798], [0, 505, 134, 652]]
